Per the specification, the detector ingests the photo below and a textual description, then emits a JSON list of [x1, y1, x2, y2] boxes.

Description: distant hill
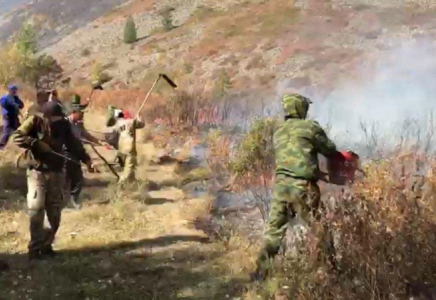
[[0, 0, 126, 48], [0, 0, 28, 12]]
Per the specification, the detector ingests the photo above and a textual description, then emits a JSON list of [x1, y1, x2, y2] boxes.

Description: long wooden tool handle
[[88, 89, 95, 102], [136, 75, 161, 119], [83, 89, 96, 113], [90, 144, 120, 180]]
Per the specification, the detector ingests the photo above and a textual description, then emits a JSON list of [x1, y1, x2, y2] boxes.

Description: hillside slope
[[42, 0, 436, 103]]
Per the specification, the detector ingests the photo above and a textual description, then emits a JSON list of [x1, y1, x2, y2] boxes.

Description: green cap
[[71, 94, 88, 111]]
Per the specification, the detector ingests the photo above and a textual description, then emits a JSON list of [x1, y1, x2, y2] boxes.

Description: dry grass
[[3, 94, 436, 299], [256, 155, 436, 300], [99, 0, 155, 24], [0, 123, 252, 299], [204, 120, 436, 299], [186, 1, 299, 63]]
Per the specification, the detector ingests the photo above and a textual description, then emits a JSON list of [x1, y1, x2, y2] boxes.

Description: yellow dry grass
[[0, 113, 254, 299]]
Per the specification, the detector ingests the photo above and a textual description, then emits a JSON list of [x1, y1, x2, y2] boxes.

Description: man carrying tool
[[252, 93, 338, 281], [105, 105, 128, 168], [65, 94, 107, 209], [104, 74, 176, 182], [24, 91, 49, 118], [48, 89, 63, 106], [105, 105, 145, 183], [0, 85, 24, 149], [12, 101, 95, 260]]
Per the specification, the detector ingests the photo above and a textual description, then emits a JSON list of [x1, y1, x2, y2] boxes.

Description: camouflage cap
[[72, 94, 81, 106], [71, 94, 87, 111], [282, 93, 312, 119]]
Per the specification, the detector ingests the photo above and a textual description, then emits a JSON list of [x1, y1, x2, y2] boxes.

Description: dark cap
[[42, 101, 64, 118]]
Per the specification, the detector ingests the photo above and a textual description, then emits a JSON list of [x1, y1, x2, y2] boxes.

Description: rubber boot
[[28, 249, 42, 261], [41, 245, 57, 258], [0, 260, 9, 272]]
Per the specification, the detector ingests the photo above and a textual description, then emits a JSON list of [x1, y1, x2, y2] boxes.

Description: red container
[[327, 150, 360, 185]]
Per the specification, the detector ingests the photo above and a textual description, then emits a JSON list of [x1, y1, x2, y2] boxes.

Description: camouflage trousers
[[119, 154, 137, 183], [256, 174, 335, 275], [27, 169, 64, 252]]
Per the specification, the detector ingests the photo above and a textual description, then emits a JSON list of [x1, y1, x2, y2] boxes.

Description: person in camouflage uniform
[[65, 94, 105, 209], [105, 105, 125, 167], [253, 94, 338, 281], [12, 102, 94, 260], [105, 105, 145, 183]]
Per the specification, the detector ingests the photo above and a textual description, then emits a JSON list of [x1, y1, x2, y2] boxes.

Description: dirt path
[[0, 142, 252, 299]]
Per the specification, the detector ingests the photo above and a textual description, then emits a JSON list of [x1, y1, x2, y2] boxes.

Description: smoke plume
[[300, 40, 436, 156]]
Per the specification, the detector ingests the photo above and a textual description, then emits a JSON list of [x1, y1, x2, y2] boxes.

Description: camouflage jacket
[[106, 118, 145, 155], [275, 96, 337, 181], [12, 114, 91, 172]]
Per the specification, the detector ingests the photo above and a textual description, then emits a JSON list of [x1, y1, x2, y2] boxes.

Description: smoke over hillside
[[281, 40, 436, 156]]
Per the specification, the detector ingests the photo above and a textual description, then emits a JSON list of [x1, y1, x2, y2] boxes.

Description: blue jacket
[[1, 94, 24, 118]]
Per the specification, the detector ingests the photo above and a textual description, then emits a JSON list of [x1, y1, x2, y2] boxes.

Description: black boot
[[250, 255, 271, 282], [28, 249, 42, 261], [40, 245, 57, 258], [0, 260, 9, 272]]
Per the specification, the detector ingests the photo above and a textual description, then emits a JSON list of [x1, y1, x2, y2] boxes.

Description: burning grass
[[255, 155, 436, 299], [204, 116, 436, 299]]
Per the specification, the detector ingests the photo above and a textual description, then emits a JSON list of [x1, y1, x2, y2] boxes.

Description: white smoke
[[295, 40, 436, 156]]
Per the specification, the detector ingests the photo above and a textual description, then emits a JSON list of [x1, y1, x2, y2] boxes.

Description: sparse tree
[[123, 16, 137, 44], [0, 22, 65, 88], [15, 22, 37, 55], [32, 54, 64, 89]]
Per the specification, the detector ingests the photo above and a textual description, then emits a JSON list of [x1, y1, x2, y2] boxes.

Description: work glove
[[33, 141, 52, 154]]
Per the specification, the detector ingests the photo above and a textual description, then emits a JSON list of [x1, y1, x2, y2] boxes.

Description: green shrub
[[123, 15, 137, 44], [229, 117, 279, 177], [15, 22, 37, 55], [90, 62, 112, 85], [227, 117, 279, 220], [30, 54, 63, 89], [159, 6, 175, 31], [81, 48, 91, 57], [0, 22, 63, 88]]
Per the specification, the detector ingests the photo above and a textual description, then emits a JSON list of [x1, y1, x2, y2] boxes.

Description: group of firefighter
[[0, 84, 357, 282], [0, 84, 144, 262]]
